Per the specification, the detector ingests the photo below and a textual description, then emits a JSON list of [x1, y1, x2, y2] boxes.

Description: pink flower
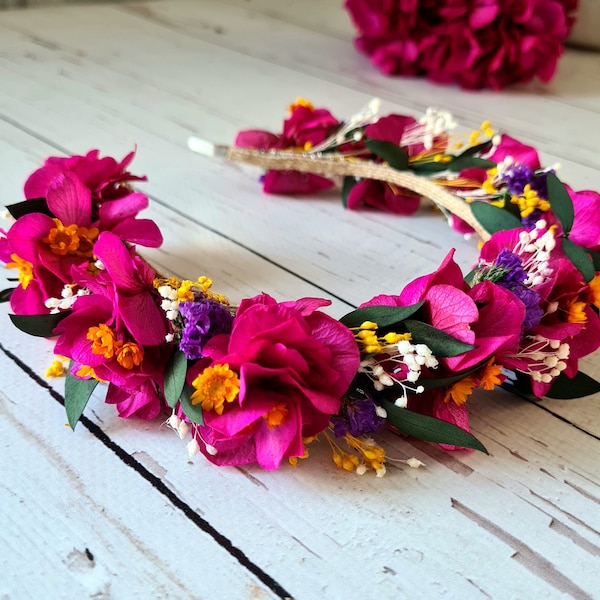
[[363, 250, 524, 371], [72, 231, 167, 347], [3, 172, 162, 315], [24, 148, 146, 201], [567, 187, 600, 251], [346, 114, 422, 215], [477, 226, 600, 396], [488, 135, 541, 169], [345, 0, 576, 90], [188, 294, 360, 470], [54, 293, 168, 420], [235, 101, 340, 194]]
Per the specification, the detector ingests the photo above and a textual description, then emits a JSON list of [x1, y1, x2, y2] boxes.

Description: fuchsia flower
[[24, 148, 146, 201], [360, 250, 524, 437], [4, 166, 162, 316], [187, 294, 360, 470], [345, 0, 577, 90], [52, 231, 170, 419], [235, 100, 339, 194], [477, 226, 600, 396], [346, 115, 423, 214], [53, 293, 169, 420]]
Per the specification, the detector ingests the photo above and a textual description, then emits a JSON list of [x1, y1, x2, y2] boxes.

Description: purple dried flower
[[331, 395, 386, 437], [495, 249, 527, 286], [502, 163, 534, 195], [178, 299, 233, 360]]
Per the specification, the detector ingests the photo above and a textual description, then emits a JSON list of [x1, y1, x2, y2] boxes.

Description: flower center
[[263, 403, 288, 428], [190, 363, 240, 415], [42, 218, 99, 257], [6, 253, 34, 289]]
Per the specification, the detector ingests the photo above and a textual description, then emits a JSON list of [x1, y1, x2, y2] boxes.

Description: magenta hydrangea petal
[[234, 129, 280, 149], [97, 192, 149, 224], [46, 172, 92, 226], [110, 218, 163, 248], [118, 292, 166, 347], [23, 163, 65, 199], [262, 170, 334, 195]]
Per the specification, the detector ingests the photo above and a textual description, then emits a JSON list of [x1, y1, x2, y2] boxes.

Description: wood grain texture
[[1, 2, 600, 598]]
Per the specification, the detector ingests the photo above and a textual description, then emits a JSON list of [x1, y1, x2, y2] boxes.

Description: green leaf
[[164, 350, 188, 408], [403, 319, 476, 357], [562, 238, 595, 282], [446, 156, 496, 172], [364, 139, 409, 170], [341, 176, 358, 208], [456, 140, 493, 158], [410, 161, 449, 174], [179, 383, 204, 425], [546, 371, 600, 399], [339, 301, 425, 330], [587, 248, 600, 271], [9, 311, 69, 337], [65, 366, 99, 430], [0, 288, 14, 303], [382, 400, 488, 453], [470, 201, 523, 235], [546, 172, 574, 234], [6, 197, 53, 219]]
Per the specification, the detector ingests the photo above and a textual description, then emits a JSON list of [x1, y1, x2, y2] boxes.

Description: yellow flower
[[87, 324, 118, 359], [587, 275, 600, 309], [115, 341, 144, 369], [46, 358, 67, 378], [190, 363, 240, 415], [565, 296, 587, 324], [6, 253, 34, 289], [479, 359, 503, 391], [288, 97, 314, 113], [42, 218, 98, 257], [445, 376, 477, 406]]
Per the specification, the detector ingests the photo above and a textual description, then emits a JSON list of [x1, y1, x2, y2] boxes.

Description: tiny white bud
[[177, 421, 189, 440], [375, 406, 387, 419], [187, 438, 200, 458], [395, 396, 408, 408], [167, 414, 180, 430], [356, 464, 367, 475], [205, 444, 218, 456], [165, 333, 174, 343], [406, 457, 425, 468]]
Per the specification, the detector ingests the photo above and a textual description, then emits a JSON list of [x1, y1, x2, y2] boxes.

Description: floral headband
[[2, 99, 599, 477]]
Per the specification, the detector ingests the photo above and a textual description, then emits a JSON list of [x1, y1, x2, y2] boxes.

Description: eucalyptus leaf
[[341, 176, 358, 208], [382, 400, 488, 453], [410, 162, 449, 174], [446, 156, 496, 172], [6, 197, 53, 219], [0, 288, 14, 303], [364, 139, 409, 170], [340, 301, 425, 330], [9, 311, 69, 337], [562, 238, 595, 282], [164, 350, 188, 408], [180, 384, 204, 425], [587, 248, 600, 272], [546, 371, 600, 399], [65, 366, 99, 430], [470, 201, 523, 235], [456, 140, 493, 158], [403, 319, 476, 357], [546, 172, 574, 234]]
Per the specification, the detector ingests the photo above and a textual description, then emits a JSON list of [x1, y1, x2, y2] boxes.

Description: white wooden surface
[[1, 2, 600, 598]]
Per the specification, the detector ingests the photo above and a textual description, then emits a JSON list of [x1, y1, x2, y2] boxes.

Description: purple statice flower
[[495, 249, 527, 286], [521, 209, 544, 230], [331, 396, 387, 438], [501, 284, 543, 330], [178, 299, 233, 359], [502, 163, 534, 195]]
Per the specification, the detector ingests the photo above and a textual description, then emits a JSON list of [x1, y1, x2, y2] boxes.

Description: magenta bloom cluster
[[344, 0, 578, 89]]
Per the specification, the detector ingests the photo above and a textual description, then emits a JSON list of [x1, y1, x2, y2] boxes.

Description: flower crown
[[2, 99, 599, 477]]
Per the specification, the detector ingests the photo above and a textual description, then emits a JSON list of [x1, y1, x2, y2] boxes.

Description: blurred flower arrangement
[[344, 0, 579, 90], [3, 99, 600, 477]]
